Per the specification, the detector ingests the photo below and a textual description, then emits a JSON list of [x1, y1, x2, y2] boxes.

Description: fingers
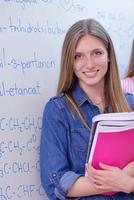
[[86, 163, 104, 181], [86, 163, 99, 179], [85, 163, 102, 186], [99, 162, 118, 171], [86, 163, 107, 175], [86, 162, 118, 171], [85, 162, 120, 183], [99, 162, 112, 170], [85, 163, 128, 192]]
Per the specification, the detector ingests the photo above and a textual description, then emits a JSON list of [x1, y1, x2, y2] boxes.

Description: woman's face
[[73, 34, 109, 89]]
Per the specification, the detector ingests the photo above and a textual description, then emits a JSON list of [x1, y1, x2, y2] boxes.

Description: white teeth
[[84, 71, 97, 74], [84, 71, 98, 78]]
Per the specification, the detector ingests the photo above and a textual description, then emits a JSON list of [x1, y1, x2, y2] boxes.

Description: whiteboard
[[0, 1, 134, 199]]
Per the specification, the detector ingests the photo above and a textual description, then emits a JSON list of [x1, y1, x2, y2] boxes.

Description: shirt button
[[52, 173, 57, 177]]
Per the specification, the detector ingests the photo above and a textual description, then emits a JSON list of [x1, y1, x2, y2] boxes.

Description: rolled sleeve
[[40, 98, 83, 199], [55, 171, 82, 199]]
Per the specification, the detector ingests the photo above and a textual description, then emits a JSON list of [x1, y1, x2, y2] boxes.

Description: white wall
[[0, 1, 134, 199]]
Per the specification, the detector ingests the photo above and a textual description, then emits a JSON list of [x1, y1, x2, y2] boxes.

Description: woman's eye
[[75, 54, 82, 60], [95, 51, 103, 56]]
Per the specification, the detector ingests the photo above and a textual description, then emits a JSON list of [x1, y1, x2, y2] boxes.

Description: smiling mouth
[[83, 70, 99, 77]]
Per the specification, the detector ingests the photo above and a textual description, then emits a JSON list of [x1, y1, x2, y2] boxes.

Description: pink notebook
[[91, 128, 134, 169], [86, 112, 134, 195]]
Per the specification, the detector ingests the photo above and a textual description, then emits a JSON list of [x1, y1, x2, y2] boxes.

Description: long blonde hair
[[126, 39, 134, 78], [57, 19, 131, 129]]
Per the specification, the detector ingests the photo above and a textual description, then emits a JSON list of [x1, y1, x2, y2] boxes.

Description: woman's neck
[[79, 81, 105, 112]]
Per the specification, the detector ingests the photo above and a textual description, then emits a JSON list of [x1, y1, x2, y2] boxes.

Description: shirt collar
[[71, 84, 109, 112], [71, 84, 90, 107]]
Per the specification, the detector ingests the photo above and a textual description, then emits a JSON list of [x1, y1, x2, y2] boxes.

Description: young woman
[[40, 19, 134, 200], [121, 39, 134, 94]]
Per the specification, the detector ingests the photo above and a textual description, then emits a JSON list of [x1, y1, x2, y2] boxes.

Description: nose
[[84, 55, 94, 68]]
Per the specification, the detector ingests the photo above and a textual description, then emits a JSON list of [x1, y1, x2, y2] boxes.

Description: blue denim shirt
[[40, 84, 134, 200]]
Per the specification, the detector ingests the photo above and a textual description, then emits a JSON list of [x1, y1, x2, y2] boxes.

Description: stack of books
[[86, 112, 134, 195]]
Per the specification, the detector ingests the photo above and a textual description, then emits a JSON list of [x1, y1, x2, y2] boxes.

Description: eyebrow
[[75, 48, 105, 53]]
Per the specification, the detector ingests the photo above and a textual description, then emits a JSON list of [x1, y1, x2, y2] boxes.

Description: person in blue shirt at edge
[[40, 18, 134, 200]]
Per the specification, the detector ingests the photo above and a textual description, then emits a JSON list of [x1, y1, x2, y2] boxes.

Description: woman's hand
[[123, 161, 134, 177], [86, 162, 134, 193]]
